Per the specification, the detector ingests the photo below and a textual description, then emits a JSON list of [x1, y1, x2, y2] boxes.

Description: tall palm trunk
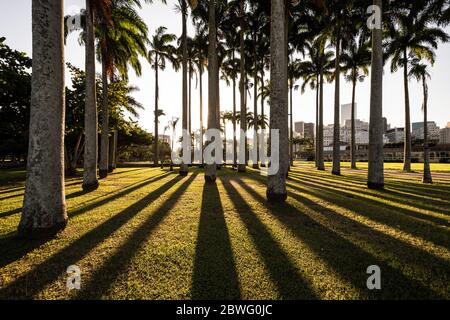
[[260, 68, 266, 168], [205, 0, 217, 182], [238, 0, 246, 173], [317, 59, 325, 170], [315, 78, 319, 167], [199, 65, 204, 166], [180, 0, 189, 176], [267, 0, 288, 202], [253, 58, 259, 169], [99, 55, 109, 178], [350, 75, 357, 169], [403, 49, 412, 172], [153, 54, 159, 166], [368, 0, 384, 189], [232, 70, 237, 167], [189, 64, 192, 138], [216, 57, 222, 169], [332, 36, 341, 175], [20, 0, 67, 237], [289, 82, 294, 167], [422, 77, 432, 183], [83, 0, 99, 191]]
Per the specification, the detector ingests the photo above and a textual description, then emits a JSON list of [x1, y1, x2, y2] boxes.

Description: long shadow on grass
[[287, 177, 449, 248], [0, 173, 172, 270], [289, 171, 450, 216], [0, 208, 21, 219], [221, 178, 318, 299], [191, 181, 241, 299], [68, 172, 172, 218], [235, 174, 445, 299], [0, 174, 181, 298], [76, 173, 198, 299], [289, 173, 450, 224]]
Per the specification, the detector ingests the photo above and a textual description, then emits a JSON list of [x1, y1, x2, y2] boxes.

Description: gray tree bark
[[99, 56, 109, 178], [83, 0, 99, 191], [332, 37, 341, 175], [238, 0, 247, 173], [422, 78, 432, 183], [368, 0, 385, 189], [267, 0, 288, 202], [205, 0, 217, 182], [154, 54, 159, 166], [350, 77, 357, 169], [317, 63, 325, 170], [403, 49, 412, 172], [20, 0, 67, 237], [180, 0, 189, 176]]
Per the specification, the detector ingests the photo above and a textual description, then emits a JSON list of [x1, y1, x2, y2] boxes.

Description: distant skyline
[[1, 0, 449, 136]]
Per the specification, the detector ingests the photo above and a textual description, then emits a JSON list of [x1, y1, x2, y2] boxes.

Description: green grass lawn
[[0, 162, 449, 299]]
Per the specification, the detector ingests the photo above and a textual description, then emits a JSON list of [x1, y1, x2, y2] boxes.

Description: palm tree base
[[367, 181, 384, 190], [82, 180, 99, 192], [252, 164, 259, 169], [238, 165, 246, 173], [18, 218, 68, 240], [108, 167, 114, 173], [266, 191, 287, 203], [422, 177, 433, 184], [351, 165, 357, 170], [179, 170, 188, 176], [332, 170, 341, 176], [260, 163, 266, 168], [99, 170, 108, 179], [317, 166, 325, 171], [204, 175, 216, 183]]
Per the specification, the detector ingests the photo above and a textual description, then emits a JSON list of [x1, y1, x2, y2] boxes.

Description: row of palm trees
[[20, 0, 450, 237]]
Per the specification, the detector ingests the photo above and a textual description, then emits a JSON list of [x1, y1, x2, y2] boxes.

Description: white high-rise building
[[341, 103, 357, 125]]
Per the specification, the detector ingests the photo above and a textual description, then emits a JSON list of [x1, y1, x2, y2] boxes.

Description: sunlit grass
[[0, 163, 449, 299]]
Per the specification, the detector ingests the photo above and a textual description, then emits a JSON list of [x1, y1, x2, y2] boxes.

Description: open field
[[0, 163, 449, 299]]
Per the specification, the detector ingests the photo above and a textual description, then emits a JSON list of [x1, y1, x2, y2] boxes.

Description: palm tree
[[178, 0, 198, 176], [299, 39, 333, 170], [20, 0, 67, 237], [192, 32, 208, 166], [341, 36, 371, 169], [148, 26, 177, 166], [409, 58, 433, 183], [385, 4, 449, 172], [238, 0, 247, 173], [205, 0, 218, 182], [83, 0, 111, 191], [98, 0, 149, 178], [367, 0, 384, 190], [267, 0, 288, 202]]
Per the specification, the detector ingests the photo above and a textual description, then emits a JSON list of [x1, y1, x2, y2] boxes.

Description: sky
[[1, 0, 450, 137]]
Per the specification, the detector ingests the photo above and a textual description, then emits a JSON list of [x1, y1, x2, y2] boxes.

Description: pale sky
[[1, 0, 450, 137]]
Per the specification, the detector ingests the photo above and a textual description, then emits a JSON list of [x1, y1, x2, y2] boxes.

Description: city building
[[294, 121, 315, 142], [412, 121, 440, 141], [294, 121, 304, 136], [341, 103, 357, 125], [384, 128, 404, 144], [304, 123, 315, 141], [440, 126, 450, 144]]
